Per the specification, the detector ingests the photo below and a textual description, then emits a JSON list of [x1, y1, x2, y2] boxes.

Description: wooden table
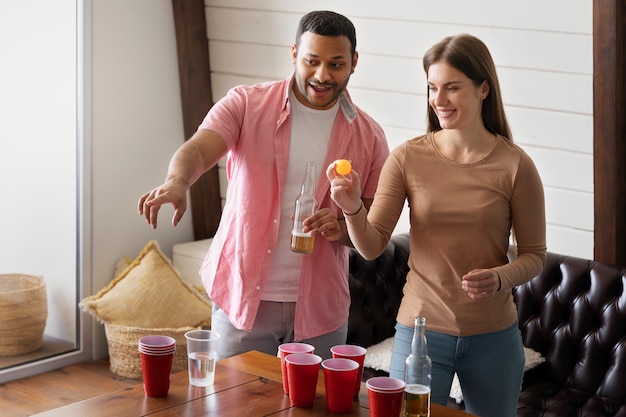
[[33, 350, 472, 416]]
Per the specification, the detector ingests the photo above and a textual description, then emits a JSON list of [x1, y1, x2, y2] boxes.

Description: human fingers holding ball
[[327, 159, 363, 216]]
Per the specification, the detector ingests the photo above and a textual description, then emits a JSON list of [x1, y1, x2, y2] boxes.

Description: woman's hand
[[326, 161, 363, 215], [461, 269, 501, 300]]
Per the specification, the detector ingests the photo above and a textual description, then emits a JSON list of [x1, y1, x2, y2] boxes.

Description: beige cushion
[[80, 240, 211, 328]]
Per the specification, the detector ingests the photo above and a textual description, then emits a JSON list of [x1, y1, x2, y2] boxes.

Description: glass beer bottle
[[290, 161, 318, 254], [403, 317, 432, 417]]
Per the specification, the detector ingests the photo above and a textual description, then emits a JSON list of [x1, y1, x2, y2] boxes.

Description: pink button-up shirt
[[198, 75, 390, 340]]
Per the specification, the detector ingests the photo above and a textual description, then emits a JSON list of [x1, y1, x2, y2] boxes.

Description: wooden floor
[[0, 359, 138, 417]]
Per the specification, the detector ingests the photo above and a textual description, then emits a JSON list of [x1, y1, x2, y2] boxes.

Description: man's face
[[291, 31, 358, 110]]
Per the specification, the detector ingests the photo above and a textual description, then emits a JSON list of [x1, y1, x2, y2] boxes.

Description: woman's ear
[[481, 80, 490, 99]]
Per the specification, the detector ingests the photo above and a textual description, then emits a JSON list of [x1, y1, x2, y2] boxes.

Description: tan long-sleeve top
[[346, 133, 547, 336]]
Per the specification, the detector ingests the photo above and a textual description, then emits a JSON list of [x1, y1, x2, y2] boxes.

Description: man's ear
[[291, 44, 298, 64], [351, 51, 359, 74]]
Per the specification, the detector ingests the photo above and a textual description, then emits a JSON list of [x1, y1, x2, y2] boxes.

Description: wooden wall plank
[[172, 0, 222, 239], [593, 0, 626, 264]]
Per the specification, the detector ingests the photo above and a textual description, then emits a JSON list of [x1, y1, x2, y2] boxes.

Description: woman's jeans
[[390, 321, 525, 417]]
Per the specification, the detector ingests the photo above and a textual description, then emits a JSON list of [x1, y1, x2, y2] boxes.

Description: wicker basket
[[105, 323, 198, 379], [0, 274, 48, 356]]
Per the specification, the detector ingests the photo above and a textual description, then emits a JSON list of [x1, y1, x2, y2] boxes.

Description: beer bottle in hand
[[290, 161, 318, 254], [404, 317, 432, 417]]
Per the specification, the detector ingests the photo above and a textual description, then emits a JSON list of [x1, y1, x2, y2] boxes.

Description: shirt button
[[273, 218, 278, 224], [256, 285, 261, 291], [267, 249, 272, 254]]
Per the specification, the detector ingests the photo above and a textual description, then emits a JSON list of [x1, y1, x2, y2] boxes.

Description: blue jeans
[[211, 301, 348, 361], [390, 322, 524, 417]]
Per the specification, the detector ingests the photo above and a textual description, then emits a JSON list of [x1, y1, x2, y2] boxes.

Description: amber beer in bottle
[[290, 161, 318, 254], [403, 317, 432, 417]]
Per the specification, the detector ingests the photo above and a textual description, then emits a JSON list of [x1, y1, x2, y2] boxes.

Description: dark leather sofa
[[346, 233, 626, 417]]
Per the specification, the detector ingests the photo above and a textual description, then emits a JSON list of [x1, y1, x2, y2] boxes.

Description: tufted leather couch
[[346, 233, 626, 417]]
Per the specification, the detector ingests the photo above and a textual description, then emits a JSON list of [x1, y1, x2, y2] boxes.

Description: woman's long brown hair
[[423, 34, 513, 141]]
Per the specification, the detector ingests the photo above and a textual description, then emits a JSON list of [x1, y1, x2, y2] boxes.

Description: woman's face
[[291, 31, 357, 110], [427, 61, 488, 131]]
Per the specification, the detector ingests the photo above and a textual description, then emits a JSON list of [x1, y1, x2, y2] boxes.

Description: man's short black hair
[[295, 10, 357, 56]]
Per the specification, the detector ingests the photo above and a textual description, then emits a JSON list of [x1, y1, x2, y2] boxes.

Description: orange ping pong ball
[[335, 159, 352, 176]]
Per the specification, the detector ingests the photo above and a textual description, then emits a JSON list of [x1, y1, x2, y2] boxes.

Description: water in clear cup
[[188, 351, 216, 387]]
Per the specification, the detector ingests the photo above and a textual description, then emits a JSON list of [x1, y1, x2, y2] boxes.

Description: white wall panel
[[348, 89, 426, 132], [204, 0, 595, 258], [205, 8, 592, 73], [206, 0, 591, 34], [499, 69, 592, 113], [349, 54, 424, 95], [547, 225, 593, 259], [524, 147, 593, 192], [206, 8, 298, 45], [507, 108, 592, 153], [544, 188, 593, 230], [209, 42, 291, 79]]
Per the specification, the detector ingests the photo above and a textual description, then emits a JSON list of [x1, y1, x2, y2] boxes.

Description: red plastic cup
[[138, 346, 176, 355], [330, 344, 367, 397], [321, 358, 359, 413], [366, 376, 405, 417], [278, 342, 315, 395], [140, 350, 175, 397], [285, 353, 322, 408], [139, 335, 175, 350]]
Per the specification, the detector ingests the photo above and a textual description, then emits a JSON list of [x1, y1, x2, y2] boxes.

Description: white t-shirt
[[261, 91, 339, 302]]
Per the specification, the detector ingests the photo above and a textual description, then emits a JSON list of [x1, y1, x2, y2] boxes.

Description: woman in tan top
[[327, 34, 546, 417]]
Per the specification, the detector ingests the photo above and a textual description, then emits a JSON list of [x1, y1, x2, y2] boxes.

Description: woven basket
[[0, 274, 47, 356], [105, 323, 198, 379]]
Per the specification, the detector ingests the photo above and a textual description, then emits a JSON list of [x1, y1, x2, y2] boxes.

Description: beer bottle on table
[[403, 316, 432, 417], [290, 161, 318, 254]]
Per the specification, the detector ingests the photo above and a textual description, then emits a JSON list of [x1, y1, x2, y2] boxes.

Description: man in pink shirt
[[138, 10, 389, 360]]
